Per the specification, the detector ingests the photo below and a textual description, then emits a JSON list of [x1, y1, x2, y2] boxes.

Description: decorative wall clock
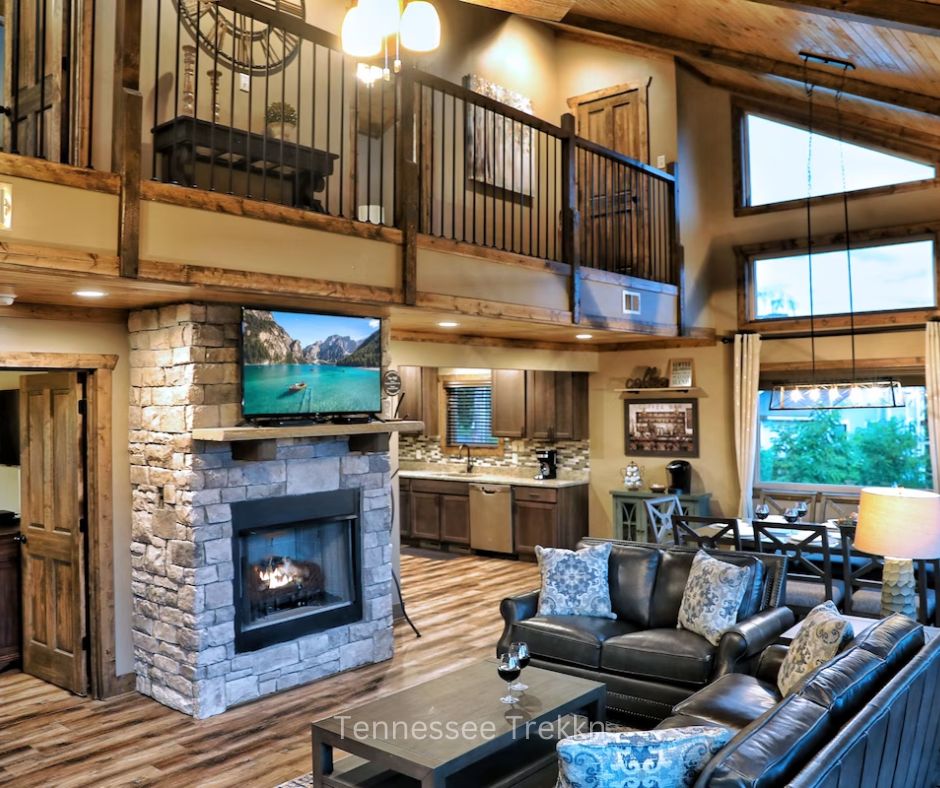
[[174, 0, 307, 76]]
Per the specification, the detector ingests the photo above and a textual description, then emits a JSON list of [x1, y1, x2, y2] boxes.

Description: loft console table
[[152, 116, 338, 211], [611, 489, 712, 542]]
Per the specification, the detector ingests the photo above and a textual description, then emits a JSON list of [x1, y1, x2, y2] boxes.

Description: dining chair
[[643, 495, 684, 545], [838, 524, 939, 626], [671, 515, 742, 551], [750, 521, 843, 620], [753, 487, 821, 522], [819, 492, 860, 523]]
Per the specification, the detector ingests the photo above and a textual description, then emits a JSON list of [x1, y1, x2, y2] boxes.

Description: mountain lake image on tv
[[242, 309, 382, 418]]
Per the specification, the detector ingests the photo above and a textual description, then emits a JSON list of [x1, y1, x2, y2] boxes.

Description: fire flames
[[258, 557, 303, 589]]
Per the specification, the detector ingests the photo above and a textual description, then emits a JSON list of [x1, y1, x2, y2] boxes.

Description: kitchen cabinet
[[513, 485, 588, 558], [491, 369, 526, 438], [397, 366, 439, 436], [0, 526, 21, 669], [524, 371, 589, 441], [525, 371, 555, 440], [398, 478, 411, 539], [406, 479, 469, 545]]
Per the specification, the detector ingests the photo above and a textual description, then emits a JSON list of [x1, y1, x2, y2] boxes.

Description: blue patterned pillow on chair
[[677, 550, 750, 646], [556, 726, 732, 788], [536, 542, 616, 619]]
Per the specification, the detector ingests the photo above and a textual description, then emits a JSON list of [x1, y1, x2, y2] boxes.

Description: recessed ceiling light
[[74, 290, 107, 298], [437, 321, 459, 328], [575, 333, 593, 340]]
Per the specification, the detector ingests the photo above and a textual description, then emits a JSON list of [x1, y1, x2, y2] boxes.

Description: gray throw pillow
[[536, 542, 616, 619], [678, 550, 750, 646], [778, 601, 854, 696]]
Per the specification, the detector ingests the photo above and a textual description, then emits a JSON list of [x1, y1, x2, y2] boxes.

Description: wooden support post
[[397, 70, 419, 306], [112, 0, 142, 278], [560, 113, 581, 324], [667, 161, 687, 337]]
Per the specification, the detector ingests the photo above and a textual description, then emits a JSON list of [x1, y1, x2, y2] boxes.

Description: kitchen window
[[445, 382, 499, 447]]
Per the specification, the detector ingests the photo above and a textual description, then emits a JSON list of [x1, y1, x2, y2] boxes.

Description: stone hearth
[[128, 304, 393, 718]]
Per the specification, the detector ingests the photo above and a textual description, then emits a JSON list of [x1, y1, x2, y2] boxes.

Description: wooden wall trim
[[415, 292, 573, 324], [416, 234, 572, 276], [0, 352, 119, 370], [0, 241, 120, 274], [0, 304, 129, 323], [0, 154, 120, 194], [596, 329, 718, 352], [579, 266, 678, 294], [390, 329, 592, 352], [760, 357, 926, 375], [140, 181, 403, 245]]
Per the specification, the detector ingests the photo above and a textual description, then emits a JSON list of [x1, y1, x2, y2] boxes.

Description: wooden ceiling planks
[[740, 0, 940, 38], [553, 0, 940, 113]]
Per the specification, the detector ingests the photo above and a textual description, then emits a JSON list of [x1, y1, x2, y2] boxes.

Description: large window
[[753, 239, 936, 320], [445, 383, 498, 446], [757, 386, 931, 489], [744, 113, 936, 208]]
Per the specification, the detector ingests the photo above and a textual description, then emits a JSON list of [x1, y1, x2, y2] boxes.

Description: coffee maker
[[666, 460, 691, 495], [535, 449, 557, 480]]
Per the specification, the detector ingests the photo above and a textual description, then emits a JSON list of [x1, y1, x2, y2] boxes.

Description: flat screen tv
[[241, 308, 382, 419]]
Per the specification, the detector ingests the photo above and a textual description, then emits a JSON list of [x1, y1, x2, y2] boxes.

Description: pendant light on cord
[[341, 0, 440, 81], [770, 55, 902, 410]]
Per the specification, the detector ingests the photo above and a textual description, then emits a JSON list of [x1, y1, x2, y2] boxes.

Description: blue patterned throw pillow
[[556, 726, 732, 788], [677, 550, 750, 646], [777, 600, 854, 696], [536, 542, 616, 619]]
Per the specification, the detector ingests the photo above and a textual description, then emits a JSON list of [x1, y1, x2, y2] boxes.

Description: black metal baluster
[[470, 100, 476, 245], [501, 114, 507, 251], [367, 80, 373, 223], [169, 0, 182, 183], [325, 49, 332, 213], [439, 90, 445, 237], [38, 0, 47, 157], [310, 44, 317, 209], [10, 1, 20, 154], [193, 8, 201, 187], [417, 83, 423, 232], [338, 53, 345, 218], [278, 26, 286, 204], [378, 75, 386, 225], [450, 93, 456, 240], [392, 72, 398, 226], [209, 6, 220, 192], [152, 0, 161, 177], [510, 119, 515, 252], [229, 12, 237, 194], [247, 16, 255, 198]]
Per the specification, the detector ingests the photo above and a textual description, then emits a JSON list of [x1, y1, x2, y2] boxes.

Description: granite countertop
[[398, 466, 589, 489]]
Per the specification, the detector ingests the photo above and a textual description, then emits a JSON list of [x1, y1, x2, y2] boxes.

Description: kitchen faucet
[[460, 444, 474, 474]]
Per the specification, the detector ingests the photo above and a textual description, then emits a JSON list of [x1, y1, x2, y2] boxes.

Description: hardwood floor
[[0, 551, 540, 788]]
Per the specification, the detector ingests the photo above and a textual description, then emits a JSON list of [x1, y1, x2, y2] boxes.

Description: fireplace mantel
[[192, 420, 425, 460]]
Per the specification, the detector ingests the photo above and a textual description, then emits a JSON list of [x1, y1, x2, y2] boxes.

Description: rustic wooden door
[[570, 84, 649, 274], [18, 372, 88, 695]]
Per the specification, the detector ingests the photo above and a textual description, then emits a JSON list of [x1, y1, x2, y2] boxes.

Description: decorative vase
[[181, 45, 196, 116], [621, 462, 643, 490], [206, 69, 222, 123], [266, 122, 297, 142]]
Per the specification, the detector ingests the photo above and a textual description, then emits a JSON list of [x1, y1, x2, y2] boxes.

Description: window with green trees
[[757, 387, 931, 489]]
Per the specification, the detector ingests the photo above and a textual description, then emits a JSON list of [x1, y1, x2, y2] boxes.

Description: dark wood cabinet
[[0, 527, 21, 669], [397, 366, 439, 436], [524, 371, 589, 441], [439, 494, 470, 545], [410, 491, 442, 540], [398, 478, 411, 539], [491, 369, 526, 438], [513, 485, 588, 557], [525, 371, 556, 440]]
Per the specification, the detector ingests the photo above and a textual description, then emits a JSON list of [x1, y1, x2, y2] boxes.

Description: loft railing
[[1, 0, 97, 166]]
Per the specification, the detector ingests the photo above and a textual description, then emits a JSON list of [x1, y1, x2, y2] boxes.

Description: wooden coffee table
[[311, 659, 606, 787]]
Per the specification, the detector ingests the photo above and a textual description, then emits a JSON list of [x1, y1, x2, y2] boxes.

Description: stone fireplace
[[128, 304, 393, 718]]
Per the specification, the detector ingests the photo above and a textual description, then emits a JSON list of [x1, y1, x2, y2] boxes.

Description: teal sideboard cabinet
[[610, 490, 712, 542]]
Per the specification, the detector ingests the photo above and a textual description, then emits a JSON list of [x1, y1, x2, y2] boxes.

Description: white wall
[[0, 318, 133, 675]]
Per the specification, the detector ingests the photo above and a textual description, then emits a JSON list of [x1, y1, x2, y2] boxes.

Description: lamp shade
[[400, 0, 441, 52], [855, 487, 940, 559], [341, 5, 382, 57], [359, 0, 401, 37]]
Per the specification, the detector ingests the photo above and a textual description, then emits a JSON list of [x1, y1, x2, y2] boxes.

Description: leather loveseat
[[498, 539, 793, 725], [657, 614, 940, 787]]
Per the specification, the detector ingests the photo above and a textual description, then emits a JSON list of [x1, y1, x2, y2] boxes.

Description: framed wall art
[[624, 398, 699, 457]]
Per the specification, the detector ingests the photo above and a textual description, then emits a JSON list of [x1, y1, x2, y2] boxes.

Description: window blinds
[[445, 382, 498, 446]]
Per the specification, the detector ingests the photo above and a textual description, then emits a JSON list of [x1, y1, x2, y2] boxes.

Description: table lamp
[[854, 487, 940, 618]]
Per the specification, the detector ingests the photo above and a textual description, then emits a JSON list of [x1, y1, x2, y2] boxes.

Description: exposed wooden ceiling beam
[[459, 0, 575, 22], [741, 0, 940, 37], [558, 13, 940, 116]]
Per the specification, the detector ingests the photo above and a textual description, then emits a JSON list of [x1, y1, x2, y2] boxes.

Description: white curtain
[[733, 333, 762, 517], [926, 323, 940, 491]]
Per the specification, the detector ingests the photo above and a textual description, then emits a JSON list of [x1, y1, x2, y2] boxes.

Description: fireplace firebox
[[231, 489, 362, 653]]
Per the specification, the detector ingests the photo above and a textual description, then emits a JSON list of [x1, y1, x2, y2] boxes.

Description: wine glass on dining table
[[754, 503, 770, 521], [509, 642, 530, 692], [498, 652, 521, 704], [796, 500, 809, 520]]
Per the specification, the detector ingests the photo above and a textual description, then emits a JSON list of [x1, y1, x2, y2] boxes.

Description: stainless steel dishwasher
[[469, 483, 513, 553]]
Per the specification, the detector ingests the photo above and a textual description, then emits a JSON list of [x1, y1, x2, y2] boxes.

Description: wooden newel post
[[113, 0, 143, 279], [397, 69, 419, 307], [560, 113, 581, 324], [667, 161, 686, 336]]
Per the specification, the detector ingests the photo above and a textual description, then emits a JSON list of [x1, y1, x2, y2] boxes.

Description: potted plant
[[265, 101, 298, 142]]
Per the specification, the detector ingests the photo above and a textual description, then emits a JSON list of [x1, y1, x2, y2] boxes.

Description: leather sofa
[[498, 539, 793, 725], [657, 614, 940, 787]]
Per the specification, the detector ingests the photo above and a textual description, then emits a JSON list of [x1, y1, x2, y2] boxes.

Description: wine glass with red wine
[[497, 653, 521, 704], [509, 642, 530, 692]]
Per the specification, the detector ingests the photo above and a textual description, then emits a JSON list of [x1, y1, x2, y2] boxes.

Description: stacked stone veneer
[[128, 304, 393, 718]]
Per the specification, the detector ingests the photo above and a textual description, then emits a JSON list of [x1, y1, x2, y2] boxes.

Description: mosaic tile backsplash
[[398, 436, 591, 472]]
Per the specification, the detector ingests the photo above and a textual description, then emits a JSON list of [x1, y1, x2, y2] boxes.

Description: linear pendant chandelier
[[769, 55, 902, 411]]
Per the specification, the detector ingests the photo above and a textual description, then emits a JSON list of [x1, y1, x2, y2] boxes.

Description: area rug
[[275, 722, 635, 787]]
